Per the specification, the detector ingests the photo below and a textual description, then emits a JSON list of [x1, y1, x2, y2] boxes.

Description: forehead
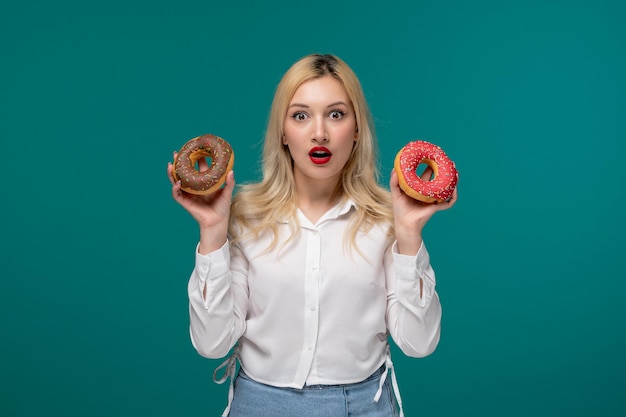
[[290, 76, 350, 105]]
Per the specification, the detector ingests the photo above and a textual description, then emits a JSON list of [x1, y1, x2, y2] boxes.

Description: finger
[[171, 179, 183, 201], [389, 170, 402, 198], [223, 170, 236, 195], [167, 162, 176, 185], [197, 157, 209, 172], [420, 166, 434, 181], [389, 169, 398, 187], [447, 188, 458, 207], [437, 188, 458, 210]]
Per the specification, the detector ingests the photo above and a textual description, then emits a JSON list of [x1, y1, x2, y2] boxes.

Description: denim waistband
[[215, 346, 404, 417], [237, 363, 386, 390], [299, 364, 386, 389]]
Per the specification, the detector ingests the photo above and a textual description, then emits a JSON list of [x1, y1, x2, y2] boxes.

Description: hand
[[390, 167, 458, 255], [167, 153, 236, 252]]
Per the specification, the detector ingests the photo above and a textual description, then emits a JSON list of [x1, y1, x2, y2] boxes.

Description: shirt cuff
[[194, 240, 231, 281], [391, 241, 433, 280], [391, 240, 436, 307]]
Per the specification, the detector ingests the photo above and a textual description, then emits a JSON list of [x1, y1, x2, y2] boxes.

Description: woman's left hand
[[390, 168, 458, 255]]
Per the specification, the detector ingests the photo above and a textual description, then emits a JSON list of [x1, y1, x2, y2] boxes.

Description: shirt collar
[[327, 198, 356, 219], [280, 198, 356, 226]]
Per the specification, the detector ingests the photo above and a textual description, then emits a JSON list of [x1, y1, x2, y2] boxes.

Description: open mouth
[[309, 146, 332, 165]]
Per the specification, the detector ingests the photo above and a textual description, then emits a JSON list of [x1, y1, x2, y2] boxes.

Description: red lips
[[309, 146, 332, 165]]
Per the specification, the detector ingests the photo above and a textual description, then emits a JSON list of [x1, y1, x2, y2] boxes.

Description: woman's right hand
[[167, 152, 236, 253]]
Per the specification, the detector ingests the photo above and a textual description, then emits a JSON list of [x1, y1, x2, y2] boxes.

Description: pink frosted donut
[[394, 140, 458, 203]]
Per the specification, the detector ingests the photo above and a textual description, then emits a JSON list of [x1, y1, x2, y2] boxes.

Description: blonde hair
[[230, 54, 393, 251]]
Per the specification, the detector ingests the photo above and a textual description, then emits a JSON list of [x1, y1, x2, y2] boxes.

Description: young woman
[[167, 53, 457, 417]]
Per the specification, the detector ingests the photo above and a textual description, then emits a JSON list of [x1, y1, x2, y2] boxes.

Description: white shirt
[[188, 199, 442, 389]]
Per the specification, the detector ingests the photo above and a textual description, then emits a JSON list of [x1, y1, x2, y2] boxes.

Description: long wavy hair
[[229, 53, 393, 252]]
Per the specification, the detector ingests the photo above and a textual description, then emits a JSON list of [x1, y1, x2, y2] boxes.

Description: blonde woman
[[167, 54, 457, 417]]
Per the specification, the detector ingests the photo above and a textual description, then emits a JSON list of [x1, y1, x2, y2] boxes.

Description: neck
[[294, 176, 342, 224]]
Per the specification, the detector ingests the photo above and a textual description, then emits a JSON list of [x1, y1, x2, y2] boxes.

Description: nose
[[311, 117, 328, 142]]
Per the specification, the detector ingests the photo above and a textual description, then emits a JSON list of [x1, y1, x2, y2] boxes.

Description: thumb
[[389, 168, 398, 188], [223, 170, 236, 196], [389, 169, 403, 199]]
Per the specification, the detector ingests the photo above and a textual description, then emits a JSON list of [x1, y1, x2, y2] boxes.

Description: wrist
[[198, 224, 228, 255], [394, 230, 423, 256], [395, 241, 422, 256]]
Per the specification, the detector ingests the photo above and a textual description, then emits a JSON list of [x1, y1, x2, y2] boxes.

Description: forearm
[[390, 292, 442, 357], [387, 242, 442, 357], [188, 242, 245, 358], [197, 223, 229, 255], [394, 228, 423, 256]]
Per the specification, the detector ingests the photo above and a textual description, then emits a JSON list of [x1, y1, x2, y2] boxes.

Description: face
[[283, 75, 357, 189]]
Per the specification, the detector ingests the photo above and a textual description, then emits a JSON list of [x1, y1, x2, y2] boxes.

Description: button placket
[[294, 228, 321, 382], [305, 230, 321, 349]]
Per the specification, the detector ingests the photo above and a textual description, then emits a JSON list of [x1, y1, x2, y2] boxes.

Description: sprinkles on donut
[[394, 140, 458, 203], [173, 134, 234, 195]]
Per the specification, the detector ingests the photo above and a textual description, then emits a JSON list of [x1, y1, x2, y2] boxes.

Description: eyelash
[[291, 109, 347, 120], [292, 112, 307, 121], [329, 109, 346, 119]]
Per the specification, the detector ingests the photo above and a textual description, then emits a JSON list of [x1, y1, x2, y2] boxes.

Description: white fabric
[[212, 345, 239, 417], [374, 349, 405, 417], [188, 199, 441, 412]]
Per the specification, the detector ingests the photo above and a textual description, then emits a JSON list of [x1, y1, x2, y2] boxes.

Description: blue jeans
[[227, 366, 399, 417]]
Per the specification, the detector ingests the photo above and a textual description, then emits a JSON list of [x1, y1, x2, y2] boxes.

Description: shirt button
[[307, 345, 313, 351], [310, 305, 316, 311], [311, 264, 318, 270]]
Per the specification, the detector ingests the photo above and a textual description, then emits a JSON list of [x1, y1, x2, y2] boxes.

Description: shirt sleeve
[[385, 240, 442, 358], [188, 240, 248, 359]]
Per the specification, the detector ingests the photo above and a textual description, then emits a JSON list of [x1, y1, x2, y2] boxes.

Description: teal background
[[2, 0, 625, 416]]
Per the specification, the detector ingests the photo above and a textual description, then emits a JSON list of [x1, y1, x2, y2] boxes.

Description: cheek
[[282, 122, 300, 144], [337, 117, 357, 136], [335, 123, 357, 144], [282, 129, 292, 145]]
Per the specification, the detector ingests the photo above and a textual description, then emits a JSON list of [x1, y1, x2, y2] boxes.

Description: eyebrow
[[288, 101, 349, 109]]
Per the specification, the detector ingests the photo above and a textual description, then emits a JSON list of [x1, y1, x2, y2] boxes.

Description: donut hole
[[194, 156, 214, 172], [416, 162, 436, 181]]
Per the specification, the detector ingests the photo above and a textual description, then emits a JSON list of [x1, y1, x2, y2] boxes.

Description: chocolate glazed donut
[[173, 134, 234, 195]]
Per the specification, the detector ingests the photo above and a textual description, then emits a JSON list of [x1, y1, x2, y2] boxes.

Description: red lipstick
[[309, 146, 332, 165]]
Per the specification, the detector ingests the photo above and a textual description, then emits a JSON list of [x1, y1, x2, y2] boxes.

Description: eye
[[292, 111, 308, 121], [329, 110, 346, 120]]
